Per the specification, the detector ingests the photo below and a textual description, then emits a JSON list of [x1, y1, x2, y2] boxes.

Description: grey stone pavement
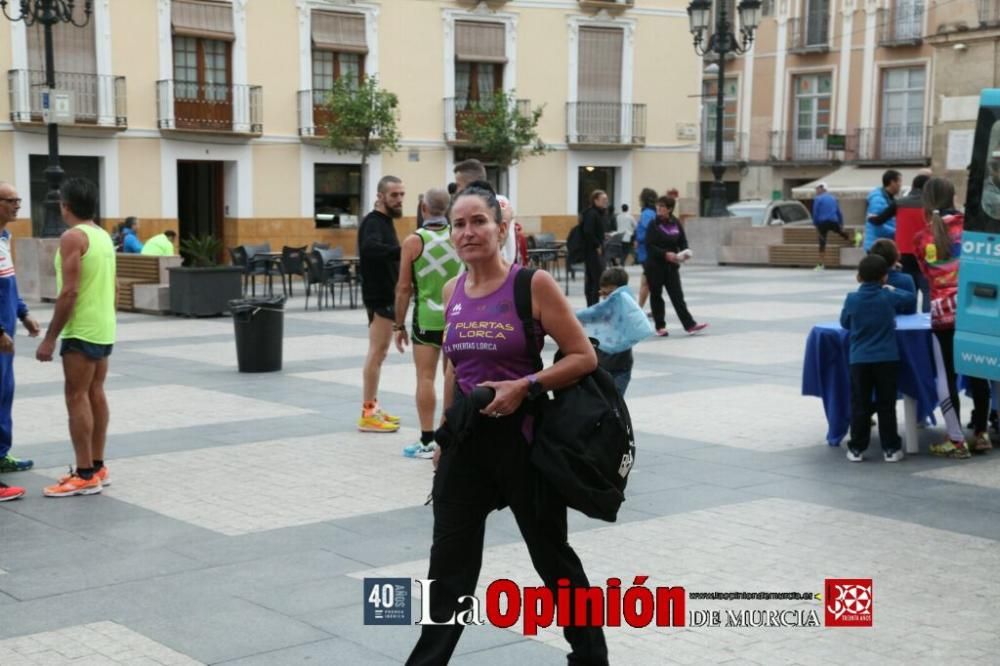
[[1, 265, 999, 665]]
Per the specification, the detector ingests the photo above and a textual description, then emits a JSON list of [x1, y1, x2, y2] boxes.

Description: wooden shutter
[[27, 2, 95, 74]]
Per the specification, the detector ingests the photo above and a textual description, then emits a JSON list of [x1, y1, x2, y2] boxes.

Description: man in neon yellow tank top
[[393, 188, 462, 459], [35, 178, 117, 497]]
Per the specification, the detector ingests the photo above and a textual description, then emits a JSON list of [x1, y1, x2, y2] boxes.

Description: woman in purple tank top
[[407, 182, 608, 666]]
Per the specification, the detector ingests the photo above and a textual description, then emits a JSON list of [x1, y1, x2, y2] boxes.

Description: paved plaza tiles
[[1, 265, 998, 665]]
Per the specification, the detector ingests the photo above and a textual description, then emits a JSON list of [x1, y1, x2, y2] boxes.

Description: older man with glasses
[[0, 182, 42, 501]]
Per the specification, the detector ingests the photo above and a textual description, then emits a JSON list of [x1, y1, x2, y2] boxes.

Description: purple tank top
[[443, 266, 544, 394]]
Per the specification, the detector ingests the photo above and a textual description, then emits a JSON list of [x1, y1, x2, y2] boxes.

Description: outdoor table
[[801, 313, 938, 453], [525, 247, 570, 295]]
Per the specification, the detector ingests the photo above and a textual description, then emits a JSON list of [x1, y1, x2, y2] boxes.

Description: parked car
[[727, 200, 812, 227]]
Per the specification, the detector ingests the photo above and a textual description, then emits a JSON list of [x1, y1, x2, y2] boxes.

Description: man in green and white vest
[[393, 188, 462, 459]]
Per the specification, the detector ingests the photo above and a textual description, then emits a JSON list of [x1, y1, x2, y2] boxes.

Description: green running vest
[[412, 224, 462, 332], [56, 223, 117, 344]]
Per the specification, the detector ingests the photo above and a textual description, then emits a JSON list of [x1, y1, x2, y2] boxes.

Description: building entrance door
[[177, 161, 224, 252], [578, 166, 616, 214]]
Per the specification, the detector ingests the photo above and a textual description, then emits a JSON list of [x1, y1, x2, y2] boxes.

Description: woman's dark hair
[[123, 216, 137, 230], [449, 179, 501, 223], [59, 178, 98, 221], [656, 196, 676, 211], [639, 188, 658, 209], [922, 177, 957, 262]]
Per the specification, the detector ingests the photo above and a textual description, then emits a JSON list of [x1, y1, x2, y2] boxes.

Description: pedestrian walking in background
[[812, 182, 850, 270], [643, 196, 707, 337], [357, 175, 406, 433], [634, 187, 657, 312], [616, 204, 636, 264]]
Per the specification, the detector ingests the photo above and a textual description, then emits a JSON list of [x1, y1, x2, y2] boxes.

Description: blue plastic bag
[[576, 286, 654, 354]]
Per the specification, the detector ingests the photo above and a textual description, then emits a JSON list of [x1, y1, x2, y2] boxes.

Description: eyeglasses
[[0, 198, 21, 204]]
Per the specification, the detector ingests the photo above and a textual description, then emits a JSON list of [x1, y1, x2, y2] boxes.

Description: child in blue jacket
[[869, 239, 916, 314], [840, 255, 917, 462]]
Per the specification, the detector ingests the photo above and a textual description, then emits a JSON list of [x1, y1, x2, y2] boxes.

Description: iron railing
[[566, 102, 646, 146], [852, 126, 931, 162], [878, 3, 924, 46], [156, 80, 262, 134], [443, 96, 532, 143], [7, 69, 126, 127], [980, 0, 1000, 25], [788, 14, 830, 53], [298, 88, 331, 137], [768, 130, 838, 162], [700, 131, 746, 163]]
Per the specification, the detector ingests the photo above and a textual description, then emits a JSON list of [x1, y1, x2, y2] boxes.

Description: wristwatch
[[392, 322, 406, 332], [525, 374, 545, 400]]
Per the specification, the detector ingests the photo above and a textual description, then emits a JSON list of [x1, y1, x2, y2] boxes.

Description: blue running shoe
[[0, 455, 33, 473], [403, 442, 435, 459]]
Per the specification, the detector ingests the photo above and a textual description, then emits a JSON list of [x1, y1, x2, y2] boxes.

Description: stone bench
[[116, 254, 181, 313]]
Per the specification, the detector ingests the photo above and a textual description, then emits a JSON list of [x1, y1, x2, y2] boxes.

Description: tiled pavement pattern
[[1, 265, 998, 665]]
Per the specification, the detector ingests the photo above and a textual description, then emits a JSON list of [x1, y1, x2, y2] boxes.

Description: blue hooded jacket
[[864, 187, 896, 251], [122, 227, 143, 253]]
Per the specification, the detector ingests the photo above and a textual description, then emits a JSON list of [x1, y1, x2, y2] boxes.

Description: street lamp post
[[1, 0, 93, 237], [687, 0, 762, 217]]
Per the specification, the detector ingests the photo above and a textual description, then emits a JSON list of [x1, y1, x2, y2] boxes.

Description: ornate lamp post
[[1, 0, 93, 237], [687, 0, 762, 217]]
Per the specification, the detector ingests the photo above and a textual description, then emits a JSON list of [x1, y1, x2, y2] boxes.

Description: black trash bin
[[230, 296, 286, 372]]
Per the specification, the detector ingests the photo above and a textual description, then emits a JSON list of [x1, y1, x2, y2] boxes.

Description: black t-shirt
[[357, 209, 401, 306]]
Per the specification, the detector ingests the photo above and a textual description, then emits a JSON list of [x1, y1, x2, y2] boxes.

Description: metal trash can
[[229, 296, 285, 372]]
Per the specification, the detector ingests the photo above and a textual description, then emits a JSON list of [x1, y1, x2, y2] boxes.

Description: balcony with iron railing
[[788, 14, 830, 54], [980, 0, 1000, 25], [878, 4, 924, 46], [156, 80, 262, 135], [700, 132, 746, 164], [768, 130, 839, 162], [298, 88, 332, 138], [566, 102, 646, 147], [7, 70, 126, 128], [443, 97, 532, 144], [851, 126, 931, 164]]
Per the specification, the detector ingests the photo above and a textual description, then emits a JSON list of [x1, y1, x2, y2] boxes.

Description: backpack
[[566, 224, 585, 264], [514, 268, 636, 522]]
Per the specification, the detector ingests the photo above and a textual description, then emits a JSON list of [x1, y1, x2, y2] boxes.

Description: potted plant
[[168, 235, 243, 316]]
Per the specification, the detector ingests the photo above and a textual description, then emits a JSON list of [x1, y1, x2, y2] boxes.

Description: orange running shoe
[[95, 466, 110, 487], [43, 472, 102, 497]]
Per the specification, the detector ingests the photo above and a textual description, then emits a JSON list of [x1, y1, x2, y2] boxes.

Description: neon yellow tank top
[[55, 224, 117, 344]]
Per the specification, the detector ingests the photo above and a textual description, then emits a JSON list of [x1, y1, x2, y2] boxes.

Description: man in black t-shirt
[[357, 175, 405, 433]]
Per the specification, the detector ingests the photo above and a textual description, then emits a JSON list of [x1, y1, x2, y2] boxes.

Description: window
[[29, 155, 99, 235], [982, 123, 1000, 222], [311, 10, 367, 100], [314, 164, 362, 228], [578, 27, 623, 103], [172, 36, 230, 101], [27, 2, 95, 74], [804, 0, 829, 46], [880, 66, 925, 158], [703, 78, 738, 151], [455, 21, 506, 110], [793, 73, 832, 158], [893, 0, 924, 41]]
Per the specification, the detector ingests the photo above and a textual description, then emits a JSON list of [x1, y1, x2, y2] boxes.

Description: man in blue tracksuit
[[812, 182, 850, 269], [863, 169, 902, 251], [0, 182, 41, 479]]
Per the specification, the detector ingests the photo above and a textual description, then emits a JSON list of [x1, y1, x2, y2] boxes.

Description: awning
[[791, 166, 927, 200], [455, 21, 506, 63], [312, 10, 368, 54], [172, 0, 234, 42]]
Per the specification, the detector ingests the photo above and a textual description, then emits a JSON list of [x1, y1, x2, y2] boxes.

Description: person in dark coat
[[580, 189, 608, 306], [643, 196, 707, 336]]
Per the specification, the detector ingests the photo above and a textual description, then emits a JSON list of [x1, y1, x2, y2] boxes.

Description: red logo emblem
[[825, 579, 873, 627]]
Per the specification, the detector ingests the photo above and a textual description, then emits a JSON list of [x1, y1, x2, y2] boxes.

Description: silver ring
[[492, 411, 502, 418]]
